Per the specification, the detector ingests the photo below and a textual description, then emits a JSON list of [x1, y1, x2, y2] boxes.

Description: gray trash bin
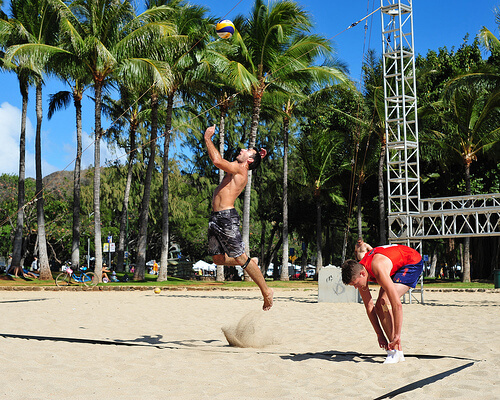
[[494, 269, 500, 289]]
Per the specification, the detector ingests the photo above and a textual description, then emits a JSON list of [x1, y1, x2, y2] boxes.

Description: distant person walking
[[31, 256, 38, 272], [354, 237, 373, 261]]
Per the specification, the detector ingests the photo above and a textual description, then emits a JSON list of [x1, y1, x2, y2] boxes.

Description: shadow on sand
[[373, 362, 475, 399], [0, 332, 223, 351], [281, 350, 479, 363], [0, 298, 50, 304]]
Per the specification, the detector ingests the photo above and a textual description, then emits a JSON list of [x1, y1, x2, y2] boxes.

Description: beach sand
[[0, 287, 499, 399]]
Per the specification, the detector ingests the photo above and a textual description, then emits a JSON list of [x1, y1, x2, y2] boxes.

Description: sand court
[[0, 288, 499, 399]]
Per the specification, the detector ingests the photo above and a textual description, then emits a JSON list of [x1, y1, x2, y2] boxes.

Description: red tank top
[[360, 245, 421, 280]]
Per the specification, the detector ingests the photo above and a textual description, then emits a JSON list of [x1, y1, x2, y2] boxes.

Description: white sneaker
[[383, 350, 400, 364]]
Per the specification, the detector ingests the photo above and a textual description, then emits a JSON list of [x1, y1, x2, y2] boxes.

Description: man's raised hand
[[204, 125, 216, 140]]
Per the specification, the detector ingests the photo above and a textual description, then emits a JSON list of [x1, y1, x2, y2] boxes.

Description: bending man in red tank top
[[341, 244, 423, 363]]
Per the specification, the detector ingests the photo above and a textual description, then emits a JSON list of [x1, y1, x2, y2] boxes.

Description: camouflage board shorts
[[208, 208, 245, 258]]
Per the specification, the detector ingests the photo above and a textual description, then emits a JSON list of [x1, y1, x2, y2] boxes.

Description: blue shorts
[[208, 208, 245, 258], [392, 259, 424, 288]]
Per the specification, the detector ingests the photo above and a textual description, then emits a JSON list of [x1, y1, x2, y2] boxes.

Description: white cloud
[[0, 102, 63, 178], [0, 102, 126, 179], [64, 131, 127, 172], [0, 102, 35, 177]]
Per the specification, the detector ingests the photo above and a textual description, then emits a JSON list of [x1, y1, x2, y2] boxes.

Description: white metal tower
[[380, 0, 420, 248], [380, 0, 500, 249]]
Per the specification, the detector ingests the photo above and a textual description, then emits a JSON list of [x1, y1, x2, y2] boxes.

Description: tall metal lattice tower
[[380, 0, 420, 248]]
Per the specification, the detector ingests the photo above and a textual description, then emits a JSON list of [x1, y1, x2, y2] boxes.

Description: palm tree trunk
[[341, 226, 349, 263], [71, 94, 82, 269], [357, 183, 362, 237], [463, 162, 472, 282], [116, 124, 136, 272], [134, 92, 159, 281], [301, 238, 308, 274], [158, 93, 174, 282], [242, 90, 263, 281], [429, 249, 437, 278], [281, 115, 290, 281], [93, 80, 103, 281], [324, 223, 331, 266], [216, 101, 227, 282], [315, 193, 323, 273], [35, 82, 50, 280], [218, 102, 227, 184], [11, 78, 28, 272], [463, 237, 471, 282], [378, 139, 386, 244]]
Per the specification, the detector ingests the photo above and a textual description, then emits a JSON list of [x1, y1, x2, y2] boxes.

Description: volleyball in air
[[216, 19, 235, 39]]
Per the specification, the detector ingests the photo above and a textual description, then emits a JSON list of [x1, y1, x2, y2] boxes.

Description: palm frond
[[478, 26, 500, 51], [4, 42, 71, 75], [47, 90, 72, 119], [227, 60, 258, 93]]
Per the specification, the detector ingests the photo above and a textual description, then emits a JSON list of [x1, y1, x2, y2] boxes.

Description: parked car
[[290, 272, 301, 280], [306, 269, 316, 278]]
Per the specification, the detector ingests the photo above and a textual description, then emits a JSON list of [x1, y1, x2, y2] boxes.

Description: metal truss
[[381, 1, 500, 245], [389, 194, 500, 241]]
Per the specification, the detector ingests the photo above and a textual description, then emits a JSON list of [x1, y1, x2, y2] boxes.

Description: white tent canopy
[[192, 260, 216, 272]]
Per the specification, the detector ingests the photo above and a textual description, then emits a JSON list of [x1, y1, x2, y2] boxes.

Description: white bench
[[402, 274, 424, 304]]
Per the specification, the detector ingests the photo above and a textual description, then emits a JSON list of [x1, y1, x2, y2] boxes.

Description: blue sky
[[0, 0, 498, 178]]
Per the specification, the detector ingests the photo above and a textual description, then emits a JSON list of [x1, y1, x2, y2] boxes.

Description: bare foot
[[263, 288, 273, 311]]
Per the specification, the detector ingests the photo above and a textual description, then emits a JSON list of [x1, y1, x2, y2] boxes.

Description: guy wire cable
[[0, 0, 246, 229], [342, 0, 378, 262], [1, 4, 382, 232]]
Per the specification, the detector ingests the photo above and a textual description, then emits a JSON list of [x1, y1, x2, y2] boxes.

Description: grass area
[[0, 272, 319, 289], [422, 278, 495, 289], [0, 272, 495, 289]]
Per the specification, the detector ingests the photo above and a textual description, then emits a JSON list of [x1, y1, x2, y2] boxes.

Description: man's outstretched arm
[[375, 271, 403, 350], [204, 126, 239, 174], [359, 287, 389, 349]]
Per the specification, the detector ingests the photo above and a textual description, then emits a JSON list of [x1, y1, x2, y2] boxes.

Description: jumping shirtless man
[[204, 125, 273, 311]]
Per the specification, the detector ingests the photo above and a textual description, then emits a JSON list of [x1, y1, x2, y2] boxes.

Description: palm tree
[[281, 99, 292, 280], [420, 73, 500, 281], [0, 7, 33, 273], [3, 0, 62, 280], [133, 91, 159, 281], [296, 86, 358, 272], [48, 74, 91, 270], [226, 0, 343, 261], [9, 71, 29, 274], [192, 37, 243, 281], [141, 0, 211, 282], [278, 55, 350, 280], [101, 86, 145, 272], [57, 0, 175, 280]]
